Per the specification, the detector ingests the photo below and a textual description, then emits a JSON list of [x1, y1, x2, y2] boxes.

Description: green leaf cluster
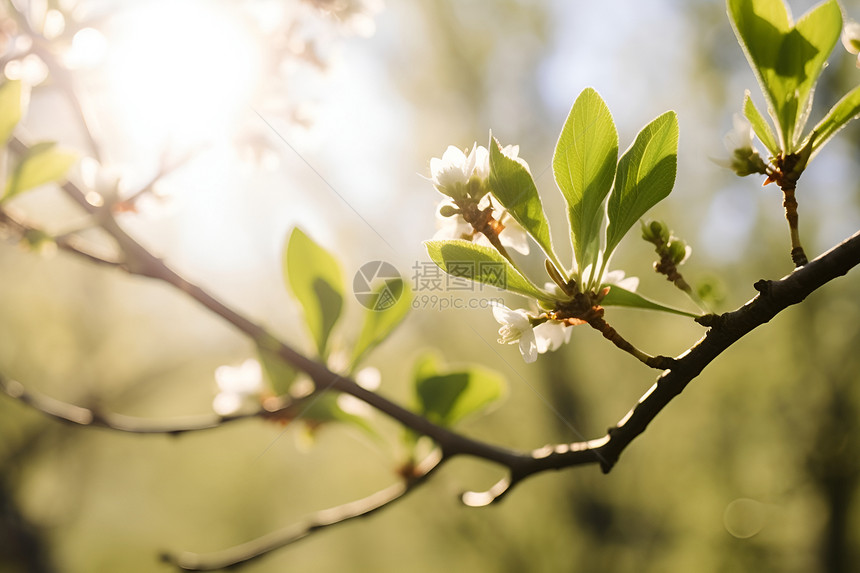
[[282, 227, 413, 368], [275, 227, 416, 435], [728, 0, 860, 163], [425, 88, 682, 315]]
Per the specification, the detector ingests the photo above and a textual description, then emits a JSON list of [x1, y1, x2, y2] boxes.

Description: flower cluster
[[490, 269, 639, 363], [423, 92, 689, 368], [425, 138, 651, 364], [427, 144, 530, 257]]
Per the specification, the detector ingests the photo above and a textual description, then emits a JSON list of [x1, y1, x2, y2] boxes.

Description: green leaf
[[553, 88, 618, 274], [284, 228, 344, 357], [424, 239, 551, 302], [809, 84, 860, 158], [743, 91, 778, 155], [413, 354, 505, 427], [3, 142, 77, 202], [727, 0, 841, 150], [604, 111, 679, 259], [789, 0, 842, 141], [487, 136, 561, 270], [600, 284, 699, 318], [350, 277, 412, 369], [0, 80, 23, 146], [256, 345, 297, 396]]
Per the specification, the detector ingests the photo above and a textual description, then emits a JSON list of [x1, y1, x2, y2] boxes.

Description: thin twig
[[161, 452, 444, 571], [0, 206, 122, 268], [0, 374, 259, 434]]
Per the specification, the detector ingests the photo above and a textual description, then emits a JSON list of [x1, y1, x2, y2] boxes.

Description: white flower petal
[[534, 321, 571, 354], [431, 146, 471, 192], [492, 304, 530, 329], [492, 304, 534, 348], [843, 20, 860, 55], [603, 270, 639, 292], [464, 143, 480, 178], [518, 330, 538, 363], [473, 145, 490, 180]]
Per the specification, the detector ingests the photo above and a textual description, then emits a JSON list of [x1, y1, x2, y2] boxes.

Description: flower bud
[[641, 220, 670, 245], [438, 204, 460, 217], [667, 238, 691, 265], [728, 146, 769, 177]]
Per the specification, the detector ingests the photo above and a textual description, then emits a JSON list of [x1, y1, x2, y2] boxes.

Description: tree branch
[[5, 135, 860, 561], [461, 229, 860, 504]]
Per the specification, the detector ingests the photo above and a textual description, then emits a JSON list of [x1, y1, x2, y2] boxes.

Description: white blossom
[[427, 145, 480, 199], [602, 269, 640, 292], [534, 321, 573, 354], [843, 20, 860, 67], [492, 305, 538, 363], [491, 304, 574, 363], [213, 359, 263, 415]]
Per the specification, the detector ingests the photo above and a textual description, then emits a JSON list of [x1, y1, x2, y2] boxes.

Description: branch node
[[695, 313, 724, 328], [791, 246, 808, 267], [753, 279, 772, 295], [647, 355, 677, 370]]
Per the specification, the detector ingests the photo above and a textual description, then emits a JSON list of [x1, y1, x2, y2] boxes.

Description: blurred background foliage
[[2, 0, 860, 571]]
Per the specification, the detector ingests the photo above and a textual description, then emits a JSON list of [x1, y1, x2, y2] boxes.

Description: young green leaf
[[604, 111, 679, 260], [413, 354, 505, 427], [742, 91, 778, 156], [284, 228, 344, 358], [487, 136, 562, 271], [789, 0, 842, 142], [424, 239, 552, 303], [600, 284, 699, 318], [0, 80, 23, 146], [350, 278, 412, 369], [553, 88, 618, 275], [727, 0, 841, 150], [809, 84, 860, 158], [2, 142, 77, 202]]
